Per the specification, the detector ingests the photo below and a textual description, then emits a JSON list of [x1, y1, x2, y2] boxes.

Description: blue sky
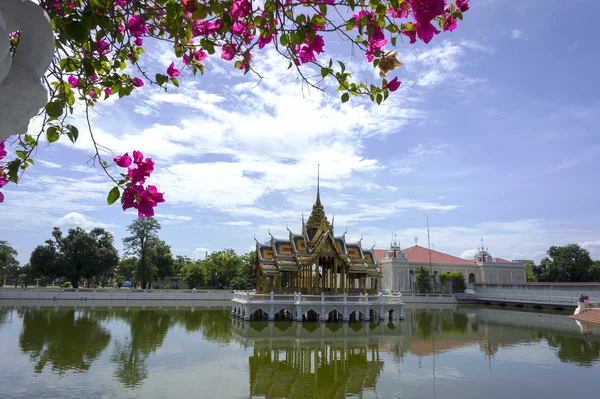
[[2, 0, 600, 265]]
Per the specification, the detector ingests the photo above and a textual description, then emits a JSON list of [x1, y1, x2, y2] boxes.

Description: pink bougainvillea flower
[[147, 185, 165, 203], [386, 77, 401, 92], [121, 185, 140, 211], [127, 14, 149, 37], [167, 62, 180, 78], [96, 38, 110, 55], [221, 43, 237, 60], [194, 48, 208, 62], [416, 21, 440, 44], [118, 24, 125, 34], [410, 0, 445, 22], [90, 73, 98, 82], [443, 14, 457, 32], [67, 75, 78, 87], [134, 37, 143, 46], [132, 150, 144, 165], [231, 0, 252, 19], [105, 87, 113, 96], [88, 90, 95, 98], [456, 0, 470, 12], [114, 152, 132, 168], [402, 24, 417, 44], [182, 0, 197, 13], [128, 158, 154, 185], [114, 0, 127, 8], [132, 77, 144, 87], [388, 5, 408, 19], [0, 139, 7, 159], [192, 19, 223, 37]]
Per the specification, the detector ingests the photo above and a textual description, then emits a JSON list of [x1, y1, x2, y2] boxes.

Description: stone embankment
[[0, 288, 234, 301]]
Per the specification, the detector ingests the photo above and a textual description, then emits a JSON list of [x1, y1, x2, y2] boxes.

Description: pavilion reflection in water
[[232, 320, 402, 399]]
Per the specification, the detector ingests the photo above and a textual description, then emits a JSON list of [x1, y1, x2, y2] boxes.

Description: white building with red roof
[[374, 239, 526, 293]]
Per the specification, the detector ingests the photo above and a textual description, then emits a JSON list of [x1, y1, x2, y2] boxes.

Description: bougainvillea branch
[[0, 0, 469, 216]]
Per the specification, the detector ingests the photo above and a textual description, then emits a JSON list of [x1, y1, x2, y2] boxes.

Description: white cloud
[[193, 247, 211, 258], [581, 239, 600, 249], [223, 221, 252, 227], [37, 160, 61, 169], [460, 249, 477, 259], [511, 29, 525, 40], [154, 213, 193, 224], [54, 212, 114, 230]]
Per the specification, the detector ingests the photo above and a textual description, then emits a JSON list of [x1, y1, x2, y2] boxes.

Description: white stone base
[[231, 291, 405, 323]]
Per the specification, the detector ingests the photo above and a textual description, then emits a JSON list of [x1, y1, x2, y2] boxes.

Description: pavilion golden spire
[[306, 164, 330, 242]]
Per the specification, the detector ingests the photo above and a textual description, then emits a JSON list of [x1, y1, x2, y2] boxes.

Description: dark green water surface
[[0, 302, 599, 398]]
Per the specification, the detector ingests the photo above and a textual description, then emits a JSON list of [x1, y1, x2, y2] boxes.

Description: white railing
[[455, 292, 598, 305], [232, 291, 403, 304]]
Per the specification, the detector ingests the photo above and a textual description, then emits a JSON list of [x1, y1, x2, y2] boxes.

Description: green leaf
[[312, 14, 326, 26], [170, 77, 179, 87], [46, 126, 60, 143], [319, 4, 328, 15], [338, 61, 346, 73], [155, 73, 169, 86], [376, 93, 383, 105], [345, 18, 356, 31], [66, 125, 79, 143], [376, 4, 387, 15], [391, 36, 397, 46], [7, 160, 20, 183], [15, 150, 27, 159], [347, 0, 356, 10], [235, 60, 242, 69], [107, 187, 120, 205], [63, 20, 89, 43], [320, 67, 329, 79], [341, 93, 350, 103], [280, 33, 289, 47], [45, 102, 63, 118]]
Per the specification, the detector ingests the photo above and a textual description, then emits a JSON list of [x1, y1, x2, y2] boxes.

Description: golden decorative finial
[[378, 50, 403, 77]]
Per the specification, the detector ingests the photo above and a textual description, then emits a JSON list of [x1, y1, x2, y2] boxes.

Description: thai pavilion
[[232, 175, 404, 322], [252, 182, 382, 295]]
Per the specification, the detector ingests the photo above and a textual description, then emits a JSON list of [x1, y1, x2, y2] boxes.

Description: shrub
[[63, 281, 72, 288]]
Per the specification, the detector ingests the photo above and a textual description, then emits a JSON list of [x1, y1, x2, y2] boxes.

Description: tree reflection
[[0, 307, 9, 327], [546, 334, 600, 367], [18, 309, 110, 373], [110, 309, 172, 388], [174, 309, 232, 344]]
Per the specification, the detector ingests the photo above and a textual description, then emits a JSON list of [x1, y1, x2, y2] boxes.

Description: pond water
[[0, 302, 599, 398]]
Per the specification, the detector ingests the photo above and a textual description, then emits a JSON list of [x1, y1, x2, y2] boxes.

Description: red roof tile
[[402, 245, 475, 265], [373, 249, 387, 263], [492, 257, 513, 263]]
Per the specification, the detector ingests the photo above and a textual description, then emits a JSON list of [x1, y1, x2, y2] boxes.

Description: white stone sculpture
[[0, 0, 55, 141]]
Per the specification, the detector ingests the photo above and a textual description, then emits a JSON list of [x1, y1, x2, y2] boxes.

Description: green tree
[[414, 266, 431, 294], [89, 228, 120, 287], [536, 244, 593, 282], [29, 244, 60, 286], [590, 261, 600, 282], [524, 262, 537, 282], [0, 240, 19, 285], [203, 249, 242, 288], [122, 217, 161, 289], [148, 239, 174, 284], [117, 257, 138, 285], [182, 261, 205, 289], [173, 255, 194, 277], [29, 227, 119, 288]]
